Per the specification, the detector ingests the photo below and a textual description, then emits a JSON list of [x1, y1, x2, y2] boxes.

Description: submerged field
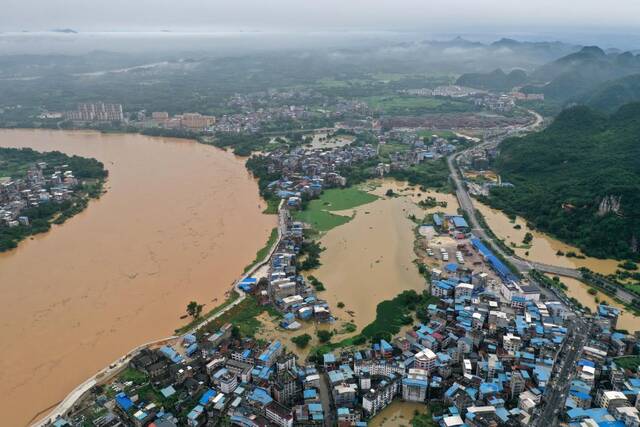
[[312, 181, 448, 329]]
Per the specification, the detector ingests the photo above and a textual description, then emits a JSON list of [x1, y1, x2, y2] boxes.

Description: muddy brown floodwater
[[475, 201, 619, 275], [0, 129, 275, 426], [553, 275, 639, 332], [368, 400, 426, 426], [313, 180, 457, 330]]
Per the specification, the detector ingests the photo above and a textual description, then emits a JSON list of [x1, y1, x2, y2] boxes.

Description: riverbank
[[0, 129, 276, 427]]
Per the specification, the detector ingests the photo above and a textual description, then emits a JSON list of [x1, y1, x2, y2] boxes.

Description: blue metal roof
[[451, 216, 469, 228], [115, 393, 133, 411], [199, 389, 216, 405]]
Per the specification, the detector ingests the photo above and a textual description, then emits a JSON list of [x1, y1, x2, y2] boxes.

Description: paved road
[[318, 372, 336, 427], [533, 317, 591, 426]]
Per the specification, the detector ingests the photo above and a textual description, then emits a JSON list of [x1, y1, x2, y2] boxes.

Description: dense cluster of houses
[[0, 162, 78, 226], [239, 218, 334, 327], [264, 144, 377, 207], [403, 85, 485, 98], [376, 131, 466, 175]]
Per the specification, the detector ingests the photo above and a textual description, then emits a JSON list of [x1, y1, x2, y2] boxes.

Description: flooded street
[[0, 129, 275, 426], [475, 202, 619, 275]]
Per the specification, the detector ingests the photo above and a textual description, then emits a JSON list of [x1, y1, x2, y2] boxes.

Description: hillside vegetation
[[581, 74, 640, 113], [456, 68, 527, 92], [522, 47, 640, 103], [488, 103, 640, 260]]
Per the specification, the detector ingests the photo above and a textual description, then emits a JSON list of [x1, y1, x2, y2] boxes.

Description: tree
[[231, 325, 241, 340], [316, 330, 332, 343], [291, 334, 312, 349], [187, 301, 203, 319]]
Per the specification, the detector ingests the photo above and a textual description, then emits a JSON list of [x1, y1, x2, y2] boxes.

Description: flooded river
[[0, 129, 275, 426]]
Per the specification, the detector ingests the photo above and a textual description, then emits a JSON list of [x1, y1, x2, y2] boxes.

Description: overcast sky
[[2, 0, 640, 32]]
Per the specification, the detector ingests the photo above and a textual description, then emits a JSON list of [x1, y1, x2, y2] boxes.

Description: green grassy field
[[417, 129, 457, 139], [309, 290, 439, 359], [624, 284, 640, 294], [364, 95, 446, 110], [293, 187, 378, 232], [316, 187, 378, 211], [294, 210, 351, 232], [362, 95, 474, 115], [379, 142, 411, 158]]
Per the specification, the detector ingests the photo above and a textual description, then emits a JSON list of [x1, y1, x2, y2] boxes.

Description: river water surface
[[0, 129, 275, 426]]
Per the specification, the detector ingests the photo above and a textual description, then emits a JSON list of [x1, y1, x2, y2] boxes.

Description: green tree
[[187, 301, 203, 319], [291, 334, 312, 348], [317, 330, 332, 343]]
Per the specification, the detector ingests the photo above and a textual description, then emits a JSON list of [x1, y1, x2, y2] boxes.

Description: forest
[[488, 103, 640, 260]]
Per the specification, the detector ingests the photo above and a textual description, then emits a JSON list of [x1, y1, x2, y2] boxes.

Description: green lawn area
[[362, 95, 474, 115], [175, 290, 241, 335], [119, 367, 149, 385], [417, 129, 456, 139], [293, 187, 378, 232], [412, 411, 438, 427], [379, 142, 411, 158], [624, 284, 640, 294], [364, 95, 446, 110], [262, 197, 280, 214], [194, 294, 273, 338], [615, 356, 640, 371], [294, 209, 352, 232], [315, 187, 378, 211], [360, 291, 439, 340], [315, 77, 370, 88], [309, 290, 439, 359]]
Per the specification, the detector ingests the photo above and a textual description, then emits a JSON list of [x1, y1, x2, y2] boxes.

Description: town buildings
[[0, 162, 80, 226]]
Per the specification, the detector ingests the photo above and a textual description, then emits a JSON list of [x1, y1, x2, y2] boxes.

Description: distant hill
[[455, 68, 527, 92], [488, 103, 640, 260], [580, 73, 640, 113], [522, 46, 640, 102], [50, 28, 78, 34]]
